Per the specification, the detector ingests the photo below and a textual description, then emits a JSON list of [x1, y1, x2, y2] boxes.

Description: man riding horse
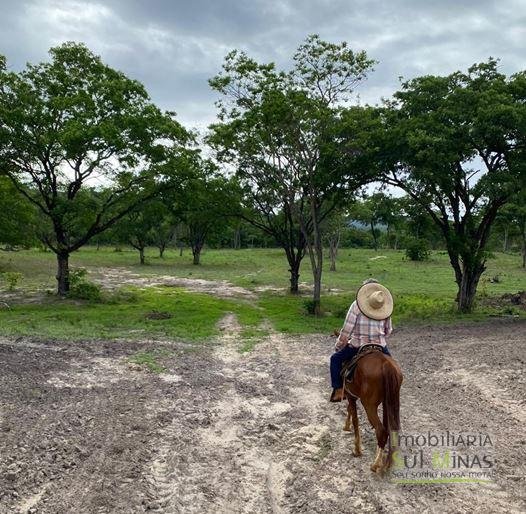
[[329, 278, 402, 473], [330, 278, 393, 402]]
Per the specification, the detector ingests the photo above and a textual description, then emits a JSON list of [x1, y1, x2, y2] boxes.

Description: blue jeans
[[330, 345, 391, 388]]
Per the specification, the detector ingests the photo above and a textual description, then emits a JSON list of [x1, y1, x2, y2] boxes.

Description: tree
[[114, 199, 173, 264], [398, 196, 442, 247], [348, 197, 382, 250], [209, 35, 376, 313], [150, 206, 177, 258], [373, 194, 405, 250], [165, 162, 241, 265], [499, 190, 526, 267], [0, 43, 189, 294], [377, 61, 526, 312], [232, 189, 307, 293], [322, 209, 347, 271], [494, 208, 516, 252]]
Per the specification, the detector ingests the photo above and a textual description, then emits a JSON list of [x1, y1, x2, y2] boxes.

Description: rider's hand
[[334, 336, 348, 352]]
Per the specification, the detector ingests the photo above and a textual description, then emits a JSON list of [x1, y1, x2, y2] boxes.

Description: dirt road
[[1, 319, 525, 513]]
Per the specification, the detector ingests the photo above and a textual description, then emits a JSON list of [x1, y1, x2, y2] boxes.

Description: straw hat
[[356, 282, 393, 320]]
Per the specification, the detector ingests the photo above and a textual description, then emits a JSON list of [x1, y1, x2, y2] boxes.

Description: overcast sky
[[1, 0, 525, 131]]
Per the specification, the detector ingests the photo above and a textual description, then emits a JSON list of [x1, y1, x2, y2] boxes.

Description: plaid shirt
[[336, 300, 392, 350]]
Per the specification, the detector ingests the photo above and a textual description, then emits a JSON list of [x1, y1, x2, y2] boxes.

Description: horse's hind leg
[[349, 398, 362, 456], [363, 401, 388, 473], [342, 398, 362, 457], [343, 401, 352, 432]]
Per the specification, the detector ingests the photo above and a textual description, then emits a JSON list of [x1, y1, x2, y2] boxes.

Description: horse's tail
[[383, 360, 403, 463]]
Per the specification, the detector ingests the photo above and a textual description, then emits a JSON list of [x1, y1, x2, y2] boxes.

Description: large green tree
[[209, 35, 375, 313], [377, 61, 526, 312], [0, 43, 189, 294]]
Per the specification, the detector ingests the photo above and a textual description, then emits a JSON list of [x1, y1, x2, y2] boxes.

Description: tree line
[[0, 37, 524, 313]]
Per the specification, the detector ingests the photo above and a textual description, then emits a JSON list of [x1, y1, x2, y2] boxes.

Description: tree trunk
[[289, 262, 300, 294], [302, 196, 323, 316], [284, 242, 305, 294], [159, 244, 165, 258], [522, 222, 526, 268], [192, 245, 202, 265], [457, 264, 485, 313], [328, 230, 340, 272], [56, 251, 70, 296], [312, 263, 322, 315], [233, 227, 241, 249], [329, 241, 337, 272], [139, 247, 145, 265], [285, 248, 300, 293], [447, 248, 463, 297], [370, 221, 378, 251], [503, 227, 509, 252]]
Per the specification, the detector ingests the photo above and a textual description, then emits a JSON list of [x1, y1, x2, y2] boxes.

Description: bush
[[68, 268, 102, 302], [303, 299, 317, 315], [405, 239, 430, 261], [1, 272, 22, 291], [69, 268, 88, 286], [69, 281, 102, 302]]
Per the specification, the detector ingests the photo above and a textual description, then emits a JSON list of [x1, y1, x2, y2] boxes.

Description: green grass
[[0, 246, 524, 342], [0, 286, 263, 341], [128, 349, 172, 373], [2, 246, 524, 297]]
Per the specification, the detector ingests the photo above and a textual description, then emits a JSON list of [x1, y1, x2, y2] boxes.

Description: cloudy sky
[[1, 0, 525, 130]]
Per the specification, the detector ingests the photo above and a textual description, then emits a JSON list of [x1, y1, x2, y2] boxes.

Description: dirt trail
[[0, 320, 525, 513]]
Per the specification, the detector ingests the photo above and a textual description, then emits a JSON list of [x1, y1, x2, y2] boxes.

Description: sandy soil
[[0, 319, 525, 513], [89, 268, 345, 298], [90, 268, 258, 300]]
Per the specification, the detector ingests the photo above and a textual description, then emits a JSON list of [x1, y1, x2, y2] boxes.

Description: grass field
[[0, 246, 524, 341]]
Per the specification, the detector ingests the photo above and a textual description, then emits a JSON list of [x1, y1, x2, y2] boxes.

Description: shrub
[[405, 238, 430, 261], [1, 272, 22, 291], [68, 268, 102, 302], [303, 299, 317, 315], [69, 268, 88, 286], [69, 281, 102, 302]]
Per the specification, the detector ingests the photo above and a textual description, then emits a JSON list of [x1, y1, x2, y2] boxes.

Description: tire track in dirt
[[145, 314, 292, 513]]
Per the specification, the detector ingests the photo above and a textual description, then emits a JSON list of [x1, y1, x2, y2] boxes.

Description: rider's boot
[[330, 387, 344, 402]]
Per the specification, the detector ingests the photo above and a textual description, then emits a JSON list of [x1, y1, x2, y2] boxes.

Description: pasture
[[0, 247, 524, 342], [0, 247, 525, 513]]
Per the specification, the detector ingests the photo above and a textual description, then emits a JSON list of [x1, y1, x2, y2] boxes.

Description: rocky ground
[[0, 319, 525, 513]]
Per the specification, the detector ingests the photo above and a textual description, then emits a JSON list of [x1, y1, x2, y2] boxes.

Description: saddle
[[341, 344, 384, 384]]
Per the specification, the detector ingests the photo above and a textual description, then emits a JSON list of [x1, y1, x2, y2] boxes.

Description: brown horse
[[342, 348, 403, 474]]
